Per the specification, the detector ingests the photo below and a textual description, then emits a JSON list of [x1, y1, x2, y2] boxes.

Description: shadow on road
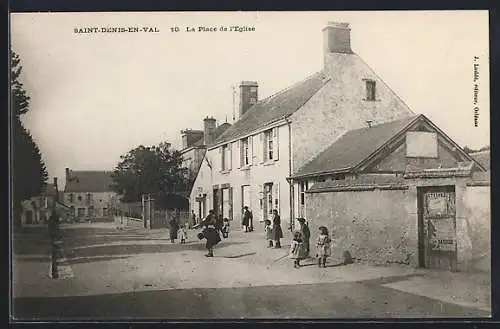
[[13, 280, 490, 320], [66, 241, 247, 259]]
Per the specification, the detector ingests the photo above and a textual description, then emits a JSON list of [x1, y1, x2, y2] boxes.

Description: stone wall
[[306, 188, 418, 266], [459, 185, 491, 271]]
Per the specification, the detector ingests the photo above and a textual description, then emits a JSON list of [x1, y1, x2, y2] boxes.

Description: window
[[103, 208, 108, 217], [365, 80, 376, 101], [241, 138, 250, 166], [250, 86, 258, 93], [86, 193, 92, 201], [77, 195, 82, 201], [300, 181, 309, 206], [265, 130, 273, 161], [221, 144, 232, 171], [68, 193, 74, 203]]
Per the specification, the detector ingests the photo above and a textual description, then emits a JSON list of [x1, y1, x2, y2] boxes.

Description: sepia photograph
[[9, 11, 491, 320]]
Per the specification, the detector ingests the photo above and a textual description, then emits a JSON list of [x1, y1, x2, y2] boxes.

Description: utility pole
[[232, 85, 236, 123]]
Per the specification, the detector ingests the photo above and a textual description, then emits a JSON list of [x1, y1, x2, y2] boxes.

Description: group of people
[[172, 206, 333, 267], [288, 219, 332, 268]]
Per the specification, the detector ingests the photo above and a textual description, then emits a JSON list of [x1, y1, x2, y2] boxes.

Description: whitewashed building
[[189, 22, 416, 228]]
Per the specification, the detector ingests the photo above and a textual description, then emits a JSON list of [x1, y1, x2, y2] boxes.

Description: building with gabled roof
[[63, 168, 117, 220], [179, 119, 231, 216], [189, 21, 415, 227], [298, 115, 489, 271]]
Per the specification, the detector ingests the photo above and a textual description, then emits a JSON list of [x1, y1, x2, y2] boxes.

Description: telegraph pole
[[232, 85, 236, 122]]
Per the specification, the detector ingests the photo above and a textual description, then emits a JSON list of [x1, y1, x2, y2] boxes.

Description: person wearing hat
[[199, 209, 221, 257], [297, 217, 311, 257], [271, 209, 283, 248], [242, 206, 250, 232]]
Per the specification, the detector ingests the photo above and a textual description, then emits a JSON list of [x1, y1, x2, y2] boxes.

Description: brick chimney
[[239, 81, 258, 118], [203, 117, 217, 145], [323, 22, 353, 55]]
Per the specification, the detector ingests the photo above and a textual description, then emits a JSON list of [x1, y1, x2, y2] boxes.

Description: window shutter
[[218, 190, 223, 216], [236, 141, 241, 169], [229, 143, 233, 170], [229, 187, 233, 220], [258, 184, 264, 210], [219, 146, 223, 171], [250, 136, 254, 165], [273, 128, 279, 161], [260, 133, 265, 164]]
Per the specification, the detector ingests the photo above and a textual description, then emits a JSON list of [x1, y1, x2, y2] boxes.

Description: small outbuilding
[[291, 114, 489, 272]]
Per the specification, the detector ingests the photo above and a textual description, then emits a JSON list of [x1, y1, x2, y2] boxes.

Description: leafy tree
[[11, 50, 49, 228], [111, 142, 189, 209], [11, 50, 30, 118]]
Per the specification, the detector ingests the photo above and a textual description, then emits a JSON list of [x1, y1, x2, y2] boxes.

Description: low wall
[[306, 188, 418, 266], [458, 185, 490, 271]]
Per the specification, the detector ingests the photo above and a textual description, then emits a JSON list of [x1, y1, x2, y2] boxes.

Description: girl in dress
[[289, 231, 307, 268], [177, 224, 188, 244], [316, 226, 331, 268], [264, 219, 273, 248]]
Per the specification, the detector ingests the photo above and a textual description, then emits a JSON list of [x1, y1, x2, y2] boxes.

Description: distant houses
[[63, 168, 117, 220], [20, 177, 71, 226]]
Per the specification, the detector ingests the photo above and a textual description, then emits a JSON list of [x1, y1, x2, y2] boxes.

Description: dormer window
[[365, 79, 376, 101]]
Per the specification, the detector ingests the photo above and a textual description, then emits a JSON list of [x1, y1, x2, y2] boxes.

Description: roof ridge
[[257, 71, 325, 106]]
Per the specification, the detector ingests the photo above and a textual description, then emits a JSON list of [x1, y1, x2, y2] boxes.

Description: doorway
[[417, 185, 457, 271]]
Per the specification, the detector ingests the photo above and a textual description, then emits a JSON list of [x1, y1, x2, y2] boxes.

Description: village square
[[11, 14, 491, 320]]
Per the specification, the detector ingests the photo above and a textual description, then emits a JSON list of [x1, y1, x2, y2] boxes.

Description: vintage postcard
[[10, 11, 491, 320]]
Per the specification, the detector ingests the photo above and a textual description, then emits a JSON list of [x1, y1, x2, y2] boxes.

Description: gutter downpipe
[[285, 117, 294, 232]]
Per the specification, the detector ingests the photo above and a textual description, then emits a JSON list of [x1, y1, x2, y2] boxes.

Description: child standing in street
[[221, 218, 230, 238], [264, 219, 273, 248], [316, 226, 331, 268], [178, 224, 188, 244], [289, 231, 306, 268]]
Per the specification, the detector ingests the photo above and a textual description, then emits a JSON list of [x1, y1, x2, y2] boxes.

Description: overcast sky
[[10, 11, 489, 188]]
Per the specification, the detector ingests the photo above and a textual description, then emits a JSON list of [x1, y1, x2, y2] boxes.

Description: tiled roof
[[292, 115, 419, 178], [65, 170, 114, 193], [308, 174, 407, 193], [211, 72, 329, 147], [469, 150, 490, 170]]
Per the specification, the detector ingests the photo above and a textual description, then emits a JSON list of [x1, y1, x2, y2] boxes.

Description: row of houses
[[180, 22, 491, 271], [21, 169, 117, 224]]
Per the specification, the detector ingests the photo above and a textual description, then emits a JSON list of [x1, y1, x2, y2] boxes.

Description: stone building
[[20, 177, 71, 225], [63, 168, 117, 220], [189, 21, 415, 227], [294, 115, 489, 271], [180, 118, 231, 219]]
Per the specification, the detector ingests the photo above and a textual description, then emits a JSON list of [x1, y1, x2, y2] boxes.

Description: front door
[[263, 183, 273, 221], [213, 189, 220, 217], [418, 186, 457, 271]]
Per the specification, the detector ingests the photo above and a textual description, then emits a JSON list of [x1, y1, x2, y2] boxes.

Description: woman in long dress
[[297, 217, 311, 257], [271, 209, 283, 248]]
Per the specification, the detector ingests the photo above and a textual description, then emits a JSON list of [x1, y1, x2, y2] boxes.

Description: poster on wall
[[425, 192, 456, 251]]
